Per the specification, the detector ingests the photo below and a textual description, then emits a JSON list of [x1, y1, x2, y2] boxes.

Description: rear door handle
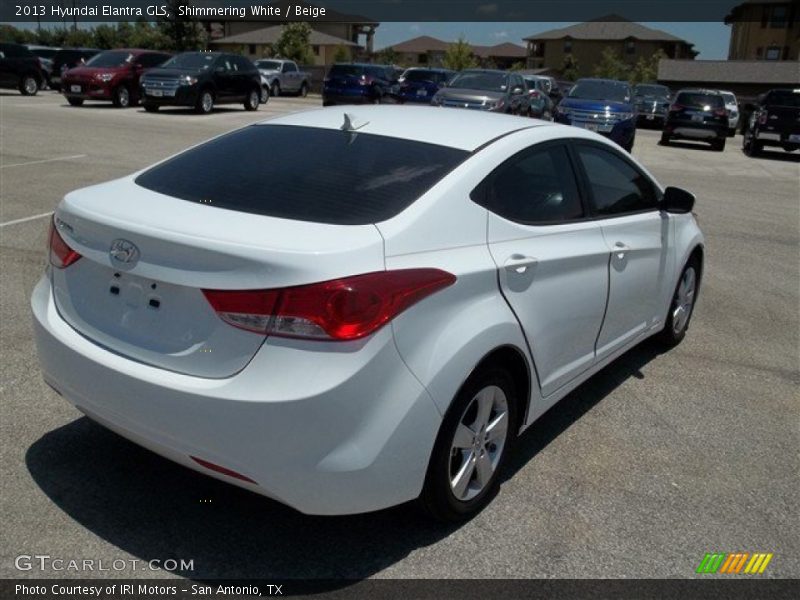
[[613, 242, 630, 258], [504, 254, 538, 274]]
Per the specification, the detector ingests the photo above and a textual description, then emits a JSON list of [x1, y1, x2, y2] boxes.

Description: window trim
[[469, 139, 591, 226], [568, 139, 663, 220]]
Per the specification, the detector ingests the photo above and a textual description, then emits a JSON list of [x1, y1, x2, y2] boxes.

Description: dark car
[[661, 89, 728, 151], [743, 88, 800, 157], [522, 75, 555, 120], [0, 42, 45, 95], [62, 49, 171, 108], [139, 52, 261, 114], [554, 78, 636, 151], [322, 63, 398, 106], [24, 44, 59, 89], [633, 83, 671, 127], [431, 69, 529, 115], [50, 48, 100, 91], [391, 67, 454, 104]]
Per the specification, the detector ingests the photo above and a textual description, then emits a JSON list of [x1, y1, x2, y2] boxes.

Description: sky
[[373, 22, 732, 59]]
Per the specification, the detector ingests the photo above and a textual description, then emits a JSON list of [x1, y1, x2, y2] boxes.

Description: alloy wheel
[[672, 266, 696, 335], [201, 92, 213, 113], [449, 385, 509, 502], [118, 87, 129, 107], [23, 76, 38, 95]]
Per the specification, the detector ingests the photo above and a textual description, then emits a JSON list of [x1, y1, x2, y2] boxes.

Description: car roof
[[576, 78, 628, 84], [260, 105, 552, 152], [677, 88, 722, 95]]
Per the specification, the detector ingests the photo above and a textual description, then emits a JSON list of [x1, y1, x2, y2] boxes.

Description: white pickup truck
[[254, 59, 311, 97]]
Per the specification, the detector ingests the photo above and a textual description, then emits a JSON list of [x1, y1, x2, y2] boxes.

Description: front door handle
[[613, 242, 631, 259], [504, 254, 538, 274]]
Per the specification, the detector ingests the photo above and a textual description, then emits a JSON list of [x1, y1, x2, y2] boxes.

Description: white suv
[[32, 106, 704, 520], [719, 90, 740, 136]]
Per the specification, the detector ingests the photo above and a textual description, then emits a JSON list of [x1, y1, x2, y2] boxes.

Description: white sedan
[[32, 106, 704, 520]]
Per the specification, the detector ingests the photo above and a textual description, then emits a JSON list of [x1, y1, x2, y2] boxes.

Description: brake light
[[203, 269, 456, 341], [713, 108, 727, 117], [758, 111, 768, 125], [48, 219, 81, 269], [529, 90, 540, 98], [669, 103, 684, 112]]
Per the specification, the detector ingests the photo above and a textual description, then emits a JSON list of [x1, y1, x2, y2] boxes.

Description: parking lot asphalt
[[1, 90, 798, 581]]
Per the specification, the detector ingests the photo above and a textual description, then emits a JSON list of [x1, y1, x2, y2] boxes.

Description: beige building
[[523, 17, 697, 78], [381, 36, 527, 69], [725, 0, 800, 60], [210, 25, 360, 66]]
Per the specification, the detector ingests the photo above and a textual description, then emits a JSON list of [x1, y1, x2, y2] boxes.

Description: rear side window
[[576, 145, 659, 216], [135, 125, 469, 225], [329, 65, 363, 77], [474, 145, 584, 224], [676, 92, 723, 109]]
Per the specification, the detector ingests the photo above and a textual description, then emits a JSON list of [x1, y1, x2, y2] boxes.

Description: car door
[[572, 141, 672, 360], [213, 56, 236, 99], [0, 45, 13, 87], [282, 61, 298, 91], [481, 141, 610, 398]]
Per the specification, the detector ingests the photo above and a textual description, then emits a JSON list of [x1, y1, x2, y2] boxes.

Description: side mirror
[[662, 186, 695, 213]]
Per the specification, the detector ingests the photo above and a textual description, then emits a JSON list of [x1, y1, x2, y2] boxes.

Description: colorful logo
[[696, 552, 773, 574]]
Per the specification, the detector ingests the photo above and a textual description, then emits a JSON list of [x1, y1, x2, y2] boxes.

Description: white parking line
[[1, 154, 86, 169], [0, 211, 53, 228]]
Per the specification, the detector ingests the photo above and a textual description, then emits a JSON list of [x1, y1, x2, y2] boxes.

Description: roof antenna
[[341, 113, 368, 132]]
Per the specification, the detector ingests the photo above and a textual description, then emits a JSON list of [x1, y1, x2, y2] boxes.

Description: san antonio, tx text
[[36, 4, 327, 19], [16, 583, 281, 596]]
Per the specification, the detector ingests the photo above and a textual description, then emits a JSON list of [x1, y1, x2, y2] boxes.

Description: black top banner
[[0, 0, 777, 23]]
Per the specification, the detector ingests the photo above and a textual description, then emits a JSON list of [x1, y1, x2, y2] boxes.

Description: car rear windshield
[[328, 65, 363, 77], [135, 125, 469, 225], [86, 51, 134, 68], [403, 70, 440, 82], [765, 90, 800, 107], [449, 71, 507, 92], [676, 92, 723, 108], [255, 60, 282, 70]]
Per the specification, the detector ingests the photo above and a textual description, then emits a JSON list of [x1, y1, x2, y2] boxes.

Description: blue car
[[322, 63, 397, 106], [391, 68, 455, 104], [554, 78, 636, 151]]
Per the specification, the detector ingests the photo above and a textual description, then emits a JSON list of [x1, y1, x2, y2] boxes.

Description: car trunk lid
[[51, 177, 385, 378]]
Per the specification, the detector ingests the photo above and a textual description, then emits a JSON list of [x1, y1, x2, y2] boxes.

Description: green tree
[[64, 28, 94, 48], [92, 24, 119, 49], [0, 24, 36, 43], [560, 54, 579, 81], [375, 46, 398, 65], [509, 61, 526, 71], [592, 47, 630, 80], [629, 49, 667, 85], [274, 22, 313, 64], [443, 37, 478, 71], [333, 44, 351, 63], [158, 0, 205, 52]]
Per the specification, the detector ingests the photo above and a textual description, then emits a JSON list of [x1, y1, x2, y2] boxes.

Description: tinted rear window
[[329, 65, 363, 77], [676, 92, 723, 108], [765, 90, 800, 107], [135, 125, 469, 225]]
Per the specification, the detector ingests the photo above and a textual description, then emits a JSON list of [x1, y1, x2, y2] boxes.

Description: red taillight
[[529, 90, 540, 98], [203, 269, 456, 341], [669, 103, 684, 113], [48, 219, 81, 269], [758, 111, 768, 125], [713, 107, 727, 117], [190, 456, 257, 484]]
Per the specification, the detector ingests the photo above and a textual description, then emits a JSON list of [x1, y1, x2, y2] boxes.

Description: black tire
[[371, 90, 382, 104], [418, 366, 519, 522], [727, 127, 736, 138], [657, 257, 700, 348], [112, 84, 130, 108], [298, 82, 309, 98], [711, 138, 726, 152], [143, 103, 159, 113], [743, 135, 762, 157], [660, 133, 670, 145], [270, 81, 280, 97], [19, 74, 39, 96], [623, 137, 634, 153], [260, 85, 269, 104], [195, 89, 214, 114], [67, 97, 84, 106], [244, 88, 260, 111]]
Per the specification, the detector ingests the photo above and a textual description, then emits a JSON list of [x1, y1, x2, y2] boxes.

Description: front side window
[[135, 125, 469, 225], [576, 145, 659, 216], [474, 145, 584, 224]]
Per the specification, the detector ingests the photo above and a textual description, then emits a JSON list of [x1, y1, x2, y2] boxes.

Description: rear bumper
[[755, 128, 800, 147], [31, 275, 441, 515], [665, 119, 726, 140]]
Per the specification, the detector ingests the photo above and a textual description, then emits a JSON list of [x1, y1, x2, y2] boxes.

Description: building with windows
[[523, 17, 697, 77], [725, 0, 800, 60], [379, 36, 527, 69]]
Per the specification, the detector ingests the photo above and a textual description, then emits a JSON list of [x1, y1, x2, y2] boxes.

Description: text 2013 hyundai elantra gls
[[32, 106, 703, 521]]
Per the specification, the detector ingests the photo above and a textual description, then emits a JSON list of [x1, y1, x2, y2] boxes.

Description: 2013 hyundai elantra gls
[[32, 106, 704, 521]]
